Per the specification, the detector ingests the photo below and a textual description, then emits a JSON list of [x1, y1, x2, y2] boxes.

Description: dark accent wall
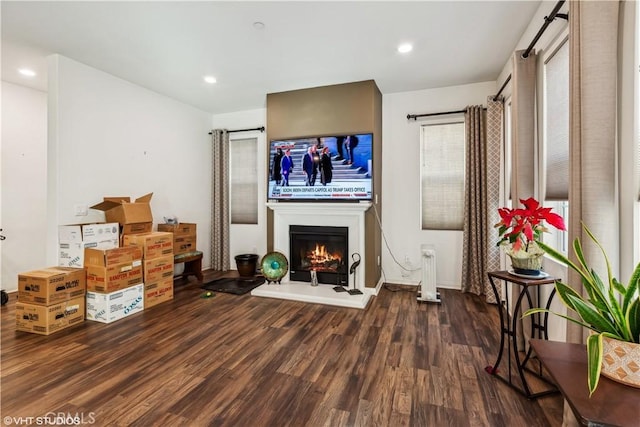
[[266, 80, 382, 289]]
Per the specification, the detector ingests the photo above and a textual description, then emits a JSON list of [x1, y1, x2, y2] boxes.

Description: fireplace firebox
[[289, 225, 348, 285]]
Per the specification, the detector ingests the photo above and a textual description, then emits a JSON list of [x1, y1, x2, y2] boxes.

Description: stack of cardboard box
[[157, 223, 197, 255], [15, 267, 86, 335], [84, 246, 144, 323], [123, 232, 174, 308], [58, 222, 119, 267]]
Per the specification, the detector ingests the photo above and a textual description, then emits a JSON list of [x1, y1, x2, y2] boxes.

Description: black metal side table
[[486, 270, 559, 399]]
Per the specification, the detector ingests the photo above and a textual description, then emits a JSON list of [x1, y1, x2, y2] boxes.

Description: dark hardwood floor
[[1, 271, 563, 426]]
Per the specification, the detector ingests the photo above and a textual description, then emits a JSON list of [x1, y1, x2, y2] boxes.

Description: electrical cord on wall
[[372, 204, 420, 293], [372, 203, 422, 274]]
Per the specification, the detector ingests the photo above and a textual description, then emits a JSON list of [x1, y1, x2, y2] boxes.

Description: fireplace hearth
[[252, 202, 374, 309], [289, 225, 348, 285]]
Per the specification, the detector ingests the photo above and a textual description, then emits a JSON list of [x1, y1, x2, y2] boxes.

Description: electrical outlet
[[74, 204, 88, 216]]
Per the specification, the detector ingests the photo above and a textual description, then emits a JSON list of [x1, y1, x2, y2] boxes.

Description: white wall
[[381, 81, 496, 288], [1, 82, 48, 291], [211, 109, 268, 268], [46, 55, 213, 267]]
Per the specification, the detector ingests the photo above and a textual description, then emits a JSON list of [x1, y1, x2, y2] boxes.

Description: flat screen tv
[[268, 133, 373, 201]]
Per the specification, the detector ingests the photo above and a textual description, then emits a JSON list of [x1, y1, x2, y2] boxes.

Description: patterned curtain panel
[[484, 98, 504, 303], [461, 105, 490, 299], [211, 129, 231, 271]]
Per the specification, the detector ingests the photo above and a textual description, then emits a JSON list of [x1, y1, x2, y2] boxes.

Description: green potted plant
[[525, 224, 640, 395], [496, 197, 566, 275]]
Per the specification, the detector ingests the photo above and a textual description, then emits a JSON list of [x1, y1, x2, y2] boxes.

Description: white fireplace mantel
[[251, 201, 373, 309]]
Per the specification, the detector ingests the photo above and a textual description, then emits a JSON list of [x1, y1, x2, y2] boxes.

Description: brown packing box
[[144, 279, 174, 309], [16, 296, 85, 335], [174, 235, 197, 256], [157, 223, 197, 237], [123, 232, 173, 259], [84, 246, 143, 293], [18, 267, 86, 305], [86, 261, 143, 293], [85, 246, 143, 267], [91, 193, 153, 230], [121, 222, 153, 235], [143, 254, 174, 283]]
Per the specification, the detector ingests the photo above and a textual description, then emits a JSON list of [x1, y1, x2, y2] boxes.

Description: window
[[542, 36, 569, 253], [230, 137, 258, 224], [420, 118, 465, 230]]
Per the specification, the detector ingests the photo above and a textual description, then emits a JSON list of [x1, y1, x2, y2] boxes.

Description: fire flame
[[304, 243, 342, 271]]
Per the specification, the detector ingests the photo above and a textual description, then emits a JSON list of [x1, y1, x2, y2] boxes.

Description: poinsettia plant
[[496, 197, 567, 252]]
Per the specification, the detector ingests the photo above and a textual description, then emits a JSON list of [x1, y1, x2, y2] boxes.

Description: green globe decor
[[261, 251, 288, 284]]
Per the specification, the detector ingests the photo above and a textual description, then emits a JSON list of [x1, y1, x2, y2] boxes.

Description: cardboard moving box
[[16, 296, 85, 335], [58, 223, 119, 267], [90, 193, 153, 228], [85, 246, 143, 267], [86, 284, 144, 323], [174, 235, 197, 256], [123, 232, 173, 259], [143, 254, 174, 283], [18, 267, 86, 305], [144, 279, 174, 309], [86, 261, 143, 293], [158, 223, 196, 237]]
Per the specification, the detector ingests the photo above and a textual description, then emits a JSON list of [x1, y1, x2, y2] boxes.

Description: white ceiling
[[1, 1, 541, 115]]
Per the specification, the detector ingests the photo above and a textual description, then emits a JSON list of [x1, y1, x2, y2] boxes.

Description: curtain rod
[[491, 0, 567, 102], [406, 107, 486, 121], [492, 74, 512, 102], [208, 126, 265, 135], [522, 0, 568, 59]]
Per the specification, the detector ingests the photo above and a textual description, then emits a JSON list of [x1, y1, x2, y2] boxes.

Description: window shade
[[421, 121, 465, 230], [544, 39, 569, 200], [230, 137, 258, 224]]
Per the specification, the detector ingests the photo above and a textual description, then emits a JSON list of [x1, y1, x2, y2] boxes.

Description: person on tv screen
[[303, 146, 320, 186], [271, 147, 283, 185], [346, 134, 359, 165], [281, 149, 293, 186], [336, 136, 346, 160], [320, 146, 333, 185]]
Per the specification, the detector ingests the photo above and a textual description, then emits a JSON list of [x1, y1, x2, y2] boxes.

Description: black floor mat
[[201, 277, 266, 295]]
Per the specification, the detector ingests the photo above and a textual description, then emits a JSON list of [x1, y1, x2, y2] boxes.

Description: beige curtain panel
[[511, 49, 537, 203]]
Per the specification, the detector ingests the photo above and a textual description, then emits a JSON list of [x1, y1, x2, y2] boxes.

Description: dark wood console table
[[486, 270, 559, 398], [530, 339, 639, 427]]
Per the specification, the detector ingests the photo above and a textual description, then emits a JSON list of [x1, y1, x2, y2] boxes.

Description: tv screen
[[268, 133, 373, 201]]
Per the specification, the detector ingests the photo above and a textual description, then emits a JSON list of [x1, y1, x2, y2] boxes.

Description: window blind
[[230, 137, 258, 224], [544, 39, 569, 201], [421, 121, 465, 230]]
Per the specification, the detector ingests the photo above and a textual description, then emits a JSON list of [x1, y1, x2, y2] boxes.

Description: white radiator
[[417, 245, 440, 303]]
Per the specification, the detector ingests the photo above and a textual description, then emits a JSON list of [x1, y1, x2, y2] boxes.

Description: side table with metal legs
[[486, 270, 559, 399]]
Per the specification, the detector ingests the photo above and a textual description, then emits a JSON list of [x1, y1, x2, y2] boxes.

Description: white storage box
[[58, 223, 119, 267], [86, 283, 144, 324]]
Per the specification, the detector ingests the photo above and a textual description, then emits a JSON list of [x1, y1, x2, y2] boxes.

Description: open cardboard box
[[90, 193, 153, 227]]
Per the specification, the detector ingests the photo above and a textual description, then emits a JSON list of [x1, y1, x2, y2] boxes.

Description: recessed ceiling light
[[204, 76, 217, 84], [18, 68, 36, 77], [397, 43, 413, 54], [253, 21, 265, 30]]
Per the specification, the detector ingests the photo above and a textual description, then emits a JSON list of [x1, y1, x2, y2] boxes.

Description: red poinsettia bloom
[[496, 197, 566, 251]]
